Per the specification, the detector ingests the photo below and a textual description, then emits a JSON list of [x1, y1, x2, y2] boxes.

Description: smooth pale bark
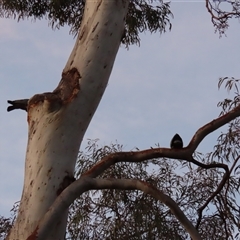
[[7, 1, 129, 239]]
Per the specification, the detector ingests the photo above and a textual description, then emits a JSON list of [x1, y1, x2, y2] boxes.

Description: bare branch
[[188, 156, 229, 172], [187, 104, 240, 150], [83, 104, 240, 178], [30, 178, 202, 240], [206, 0, 234, 21], [83, 147, 187, 178], [205, 0, 240, 35], [229, 155, 240, 174], [195, 156, 240, 229], [196, 169, 229, 229]]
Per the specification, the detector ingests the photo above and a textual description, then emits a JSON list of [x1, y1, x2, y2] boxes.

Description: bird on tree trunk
[[7, 99, 29, 112]]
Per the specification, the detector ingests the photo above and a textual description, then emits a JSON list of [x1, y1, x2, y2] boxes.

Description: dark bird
[[170, 134, 183, 149], [7, 99, 29, 112]]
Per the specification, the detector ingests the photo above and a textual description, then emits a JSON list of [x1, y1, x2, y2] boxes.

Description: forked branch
[[196, 156, 240, 229], [83, 104, 240, 178], [205, 0, 240, 34]]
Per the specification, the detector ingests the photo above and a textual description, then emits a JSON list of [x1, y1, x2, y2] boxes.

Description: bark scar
[[28, 68, 80, 114], [53, 67, 81, 104]]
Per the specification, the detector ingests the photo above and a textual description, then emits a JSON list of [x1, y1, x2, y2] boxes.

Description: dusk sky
[[1, 1, 240, 219]]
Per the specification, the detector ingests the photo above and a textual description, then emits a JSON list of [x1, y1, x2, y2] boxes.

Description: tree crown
[[0, 0, 173, 46]]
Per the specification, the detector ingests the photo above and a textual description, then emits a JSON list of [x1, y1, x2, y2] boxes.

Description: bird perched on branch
[[170, 134, 183, 149], [7, 99, 29, 112]]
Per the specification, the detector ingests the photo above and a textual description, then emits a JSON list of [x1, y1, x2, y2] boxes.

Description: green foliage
[[0, 0, 173, 46], [218, 77, 240, 115], [68, 140, 188, 239], [0, 202, 18, 239], [1, 79, 240, 239], [65, 78, 240, 239], [66, 131, 240, 239], [0, 216, 12, 239]]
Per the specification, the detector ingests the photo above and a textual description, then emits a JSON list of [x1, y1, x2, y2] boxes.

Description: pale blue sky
[[0, 2, 239, 218]]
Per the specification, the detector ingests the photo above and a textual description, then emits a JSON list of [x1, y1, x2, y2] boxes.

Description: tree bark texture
[[7, 1, 129, 239]]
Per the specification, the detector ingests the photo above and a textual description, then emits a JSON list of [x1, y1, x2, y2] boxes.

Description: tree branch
[[196, 169, 229, 229], [30, 178, 202, 240], [205, 0, 240, 34], [188, 156, 229, 172], [205, 0, 234, 21], [194, 157, 240, 229], [187, 104, 240, 150], [83, 104, 240, 178]]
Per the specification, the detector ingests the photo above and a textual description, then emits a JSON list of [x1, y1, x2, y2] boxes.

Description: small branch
[[7, 99, 29, 112], [205, 0, 240, 35], [188, 156, 229, 172], [31, 178, 202, 240], [196, 165, 230, 229], [229, 155, 240, 174], [195, 156, 240, 229], [224, 156, 240, 199], [205, 0, 234, 21], [182, 156, 230, 229]]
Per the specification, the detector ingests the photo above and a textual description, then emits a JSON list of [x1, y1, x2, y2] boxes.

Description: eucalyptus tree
[[1, 0, 240, 240], [1, 0, 173, 239]]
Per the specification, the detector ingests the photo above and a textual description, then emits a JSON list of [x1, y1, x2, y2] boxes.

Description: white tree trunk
[[7, 1, 129, 239]]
